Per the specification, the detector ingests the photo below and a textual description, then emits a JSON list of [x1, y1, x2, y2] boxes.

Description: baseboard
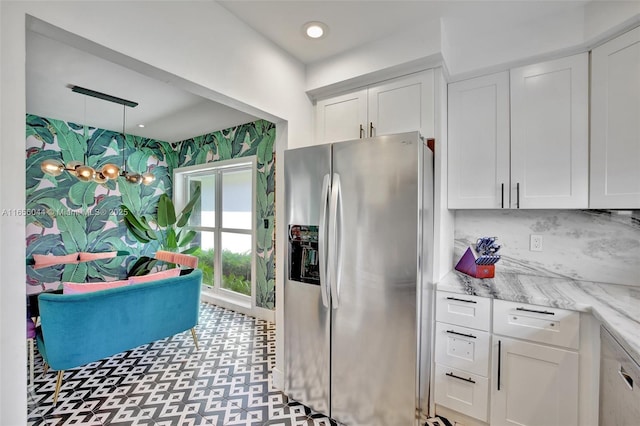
[[271, 367, 284, 391], [201, 293, 275, 322]]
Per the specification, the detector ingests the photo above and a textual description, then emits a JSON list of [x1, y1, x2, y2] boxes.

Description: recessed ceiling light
[[138, 124, 145, 128], [303, 21, 328, 39]]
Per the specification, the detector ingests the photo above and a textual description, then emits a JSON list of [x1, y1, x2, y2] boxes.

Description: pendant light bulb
[[75, 165, 96, 182], [93, 172, 108, 184], [125, 173, 143, 185], [101, 163, 120, 180], [141, 172, 156, 186], [41, 159, 64, 177]]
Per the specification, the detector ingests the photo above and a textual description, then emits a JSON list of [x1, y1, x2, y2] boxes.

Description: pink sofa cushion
[[63, 279, 130, 295], [129, 268, 181, 284], [33, 252, 79, 266], [173, 253, 198, 268], [79, 251, 117, 261]]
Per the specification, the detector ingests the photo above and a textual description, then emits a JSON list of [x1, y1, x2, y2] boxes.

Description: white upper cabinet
[[590, 26, 640, 209], [448, 71, 510, 209], [367, 71, 434, 138], [510, 54, 589, 209], [314, 70, 434, 145], [448, 54, 589, 209], [315, 90, 367, 144]]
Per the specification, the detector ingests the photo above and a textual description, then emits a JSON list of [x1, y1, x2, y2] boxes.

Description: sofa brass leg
[[53, 370, 64, 406], [43, 362, 49, 375], [190, 328, 199, 350]]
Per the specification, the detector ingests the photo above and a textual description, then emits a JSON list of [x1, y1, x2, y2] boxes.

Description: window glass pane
[[189, 174, 215, 227], [221, 232, 251, 296], [222, 169, 251, 230], [191, 231, 215, 286]]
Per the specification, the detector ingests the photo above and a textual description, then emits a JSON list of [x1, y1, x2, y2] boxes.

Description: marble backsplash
[[454, 210, 640, 287]]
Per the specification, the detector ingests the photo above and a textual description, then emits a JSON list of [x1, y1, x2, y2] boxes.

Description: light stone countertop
[[438, 271, 640, 364]]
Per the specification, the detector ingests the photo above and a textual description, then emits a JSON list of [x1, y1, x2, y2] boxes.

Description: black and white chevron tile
[[27, 303, 340, 426]]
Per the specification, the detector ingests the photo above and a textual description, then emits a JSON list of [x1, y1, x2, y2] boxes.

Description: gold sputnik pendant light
[[40, 85, 155, 186]]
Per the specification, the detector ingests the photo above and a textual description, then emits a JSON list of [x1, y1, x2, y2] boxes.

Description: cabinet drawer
[[436, 291, 491, 331], [434, 363, 489, 422], [493, 299, 580, 349], [435, 322, 490, 376]]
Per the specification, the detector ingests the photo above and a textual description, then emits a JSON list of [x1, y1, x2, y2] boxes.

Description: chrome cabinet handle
[[359, 124, 364, 139], [446, 372, 476, 384], [516, 182, 520, 208], [446, 330, 477, 339], [501, 183, 505, 209], [369, 122, 374, 137], [516, 307, 555, 315]]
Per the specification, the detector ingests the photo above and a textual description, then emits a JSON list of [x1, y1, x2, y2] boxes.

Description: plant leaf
[[157, 194, 176, 227]]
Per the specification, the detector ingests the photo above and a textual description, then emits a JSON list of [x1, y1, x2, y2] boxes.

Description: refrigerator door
[[284, 144, 332, 415], [330, 133, 423, 425]]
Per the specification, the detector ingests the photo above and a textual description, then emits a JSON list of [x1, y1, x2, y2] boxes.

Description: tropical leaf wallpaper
[[26, 114, 276, 310]]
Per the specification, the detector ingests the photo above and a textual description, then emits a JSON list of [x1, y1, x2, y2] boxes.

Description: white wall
[[306, 18, 442, 95], [584, 1, 640, 42], [0, 2, 311, 423], [441, 6, 585, 79]]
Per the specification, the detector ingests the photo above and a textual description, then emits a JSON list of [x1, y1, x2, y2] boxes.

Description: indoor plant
[[121, 185, 201, 274]]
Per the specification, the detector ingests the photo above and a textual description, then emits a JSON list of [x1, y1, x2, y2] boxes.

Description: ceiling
[[26, 1, 589, 143], [26, 30, 259, 143], [217, 1, 588, 64]]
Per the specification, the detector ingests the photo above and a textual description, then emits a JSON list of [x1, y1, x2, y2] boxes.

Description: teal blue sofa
[[36, 269, 202, 404]]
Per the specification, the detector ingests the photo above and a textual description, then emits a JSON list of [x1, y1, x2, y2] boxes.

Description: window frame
[[173, 156, 257, 310]]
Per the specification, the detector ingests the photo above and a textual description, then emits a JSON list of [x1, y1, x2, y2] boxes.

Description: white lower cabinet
[[434, 292, 581, 426], [435, 364, 489, 422], [434, 291, 491, 423], [490, 337, 579, 426]]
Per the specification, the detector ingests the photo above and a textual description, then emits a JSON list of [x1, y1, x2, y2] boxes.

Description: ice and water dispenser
[[288, 225, 320, 285]]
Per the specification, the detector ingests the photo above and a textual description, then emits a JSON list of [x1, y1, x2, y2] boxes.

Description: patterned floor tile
[[27, 302, 339, 426]]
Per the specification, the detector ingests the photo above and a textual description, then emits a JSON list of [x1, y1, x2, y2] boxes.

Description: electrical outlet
[[530, 234, 543, 252]]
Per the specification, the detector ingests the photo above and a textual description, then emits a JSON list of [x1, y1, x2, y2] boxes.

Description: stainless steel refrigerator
[[284, 132, 434, 425]]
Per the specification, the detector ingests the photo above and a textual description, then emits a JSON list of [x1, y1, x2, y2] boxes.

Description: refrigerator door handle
[[318, 174, 331, 308], [329, 173, 343, 309]]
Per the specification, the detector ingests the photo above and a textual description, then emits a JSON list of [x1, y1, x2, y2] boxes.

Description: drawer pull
[[446, 296, 477, 304], [516, 307, 555, 315], [446, 329, 477, 339], [446, 372, 476, 384]]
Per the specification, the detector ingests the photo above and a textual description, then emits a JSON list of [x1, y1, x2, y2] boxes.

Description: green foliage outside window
[[195, 248, 252, 296]]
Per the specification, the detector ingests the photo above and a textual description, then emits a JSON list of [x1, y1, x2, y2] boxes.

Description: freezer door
[[283, 145, 331, 415], [330, 133, 422, 425]]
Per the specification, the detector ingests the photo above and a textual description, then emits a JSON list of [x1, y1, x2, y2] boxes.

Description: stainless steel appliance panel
[[599, 326, 640, 426], [284, 145, 331, 414], [330, 133, 422, 425]]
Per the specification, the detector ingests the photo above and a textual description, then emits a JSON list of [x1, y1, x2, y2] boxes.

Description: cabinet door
[[591, 26, 640, 209], [448, 72, 510, 209], [510, 54, 589, 208], [315, 89, 367, 144], [367, 70, 434, 138], [491, 337, 579, 426]]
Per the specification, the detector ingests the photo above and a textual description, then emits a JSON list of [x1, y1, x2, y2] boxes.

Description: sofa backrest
[[38, 269, 202, 371]]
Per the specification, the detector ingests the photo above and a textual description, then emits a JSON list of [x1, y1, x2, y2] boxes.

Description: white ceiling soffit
[[217, 0, 590, 65], [26, 30, 259, 143]]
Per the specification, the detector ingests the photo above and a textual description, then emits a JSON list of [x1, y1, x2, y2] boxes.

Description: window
[[174, 158, 256, 307]]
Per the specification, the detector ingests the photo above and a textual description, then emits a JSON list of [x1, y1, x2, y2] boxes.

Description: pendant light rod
[[71, 85, 138, 108]]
